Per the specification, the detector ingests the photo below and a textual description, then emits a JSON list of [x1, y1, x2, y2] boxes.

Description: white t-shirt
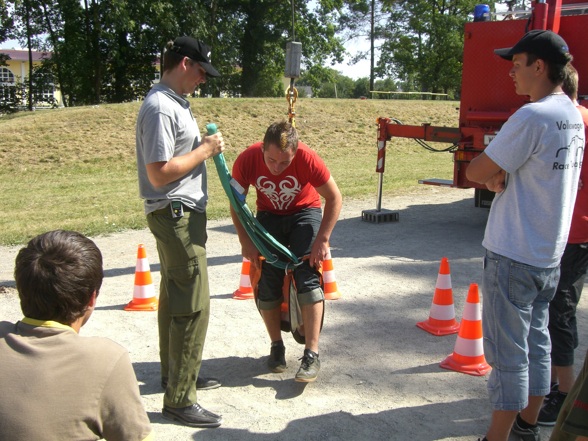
[[482, 93, 584, 268]]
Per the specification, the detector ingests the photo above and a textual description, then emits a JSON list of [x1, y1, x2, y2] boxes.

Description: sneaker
[[545, 382, 559, 400], [295, 349, 320, 383], [268, 343, 287, 373], [538, 391, 567, 426], [511, 415, 540, 441]]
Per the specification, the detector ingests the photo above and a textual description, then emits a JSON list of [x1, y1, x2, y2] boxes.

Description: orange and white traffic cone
[[233, 258, 254, 300], [440, 283, 491, 376], [125, 244, 158, 311], [323, 248, 341, 300], [417, 257, 460, 336]]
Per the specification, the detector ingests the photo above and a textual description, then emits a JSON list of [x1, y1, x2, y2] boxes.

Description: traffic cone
[[323, 248, 341, 300], [440, 283, 491, 376], [124, 244, 158, 311], [233, 258, 254, 300], [417, 257, 460, 336]]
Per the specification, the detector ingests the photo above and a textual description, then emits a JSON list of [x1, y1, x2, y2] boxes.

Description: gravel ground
[[1, 187, 586, 441]]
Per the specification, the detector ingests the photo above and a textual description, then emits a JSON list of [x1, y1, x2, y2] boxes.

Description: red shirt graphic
[[232, 141, 330, 215]]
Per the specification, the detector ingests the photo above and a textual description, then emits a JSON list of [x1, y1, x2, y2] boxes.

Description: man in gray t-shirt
[[466, 30, 584, 441], [135, 36, 225, 428]]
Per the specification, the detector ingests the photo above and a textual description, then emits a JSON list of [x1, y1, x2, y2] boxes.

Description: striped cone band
[[428, 304, 457, 321], [458, 318, 483, 340], [435, 273, 452, 290], [239, 273, 252, 290], [135, 257, 151, 273], [432, 286, 455, 305], [133, 274, 155, 299], [462, 300, 482, 322], [453, 333, 485, 357]]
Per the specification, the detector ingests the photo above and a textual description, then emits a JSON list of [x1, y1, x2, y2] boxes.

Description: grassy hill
[[0, 97, 460, 245]]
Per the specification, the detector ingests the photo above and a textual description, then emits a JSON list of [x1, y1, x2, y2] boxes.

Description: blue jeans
[[482, 249, 560, 411]]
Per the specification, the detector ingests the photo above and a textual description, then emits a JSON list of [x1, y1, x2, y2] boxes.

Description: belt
[[151, 203, 195, 216]]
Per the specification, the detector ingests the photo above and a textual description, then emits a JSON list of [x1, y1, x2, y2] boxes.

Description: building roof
[[0, 49, 52, 62]]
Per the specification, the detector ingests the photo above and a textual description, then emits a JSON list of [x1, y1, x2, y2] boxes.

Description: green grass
[[0, 98, 459, 245]]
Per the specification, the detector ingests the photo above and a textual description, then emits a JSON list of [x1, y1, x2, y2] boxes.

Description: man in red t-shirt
[[231, 121, 342, 382]]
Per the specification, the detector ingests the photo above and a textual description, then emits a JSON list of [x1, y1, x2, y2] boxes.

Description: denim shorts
[[482, 249, 560, 411]]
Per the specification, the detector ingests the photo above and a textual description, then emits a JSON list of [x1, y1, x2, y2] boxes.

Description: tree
[[3, 0, 363, 105], [353, 76, 369, 98], [205, 0, 347, 98], [376, 0, 479, 96], [0, 0, 13, 43], [324, 0, 393, 95]]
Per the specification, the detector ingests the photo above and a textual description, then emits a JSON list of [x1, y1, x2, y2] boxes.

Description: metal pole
[[376, 173, 383, 211]]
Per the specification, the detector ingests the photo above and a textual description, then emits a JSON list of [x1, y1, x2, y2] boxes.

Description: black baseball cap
[[170, 36, 220, 77], [494, 30, 570, 64]]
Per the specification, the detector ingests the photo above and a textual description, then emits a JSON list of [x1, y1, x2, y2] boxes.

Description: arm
[[146, 132, 225, 188], [310, 176, 342, 268], [100, 352, 153, 441], [229, 193, 262, 269], [466, 152, 506, 193]]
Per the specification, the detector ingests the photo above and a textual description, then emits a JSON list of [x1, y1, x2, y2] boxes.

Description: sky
[[330, 36, 373, 80]]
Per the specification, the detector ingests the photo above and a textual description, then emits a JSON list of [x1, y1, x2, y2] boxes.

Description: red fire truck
[[365, 0, 587, 222]]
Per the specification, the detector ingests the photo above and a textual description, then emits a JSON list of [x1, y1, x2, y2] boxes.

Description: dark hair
[[263, 121, 299, 153], [162, 41, 185, 73], [562, 64, 579, 101], [525, 52, 573, 85], [14, 230, 103, 324]]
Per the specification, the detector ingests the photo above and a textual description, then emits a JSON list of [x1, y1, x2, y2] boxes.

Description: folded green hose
[[207, 123, 300, 270]]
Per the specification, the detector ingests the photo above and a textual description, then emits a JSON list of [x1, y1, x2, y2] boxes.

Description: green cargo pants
[[147, 206, 210, 407]]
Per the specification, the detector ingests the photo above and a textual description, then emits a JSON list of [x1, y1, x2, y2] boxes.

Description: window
[[33, 85, 55, 103], [0, 67, 15, 84], [0, 67, 16, 103]]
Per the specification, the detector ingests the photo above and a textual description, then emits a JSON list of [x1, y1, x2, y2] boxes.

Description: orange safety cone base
[[324, 288, 341, 300], [233, 288, 254, 300], [440, 354, 491, 376], [416, 319, 460, 336], [124, 297, 158, 311]]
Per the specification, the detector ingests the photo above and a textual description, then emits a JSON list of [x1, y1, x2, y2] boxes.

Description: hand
[[309, 239, 330, 269], [242, 242, 261, 270], [203, 131, 225, 158], [485, 169, 506, 193]]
